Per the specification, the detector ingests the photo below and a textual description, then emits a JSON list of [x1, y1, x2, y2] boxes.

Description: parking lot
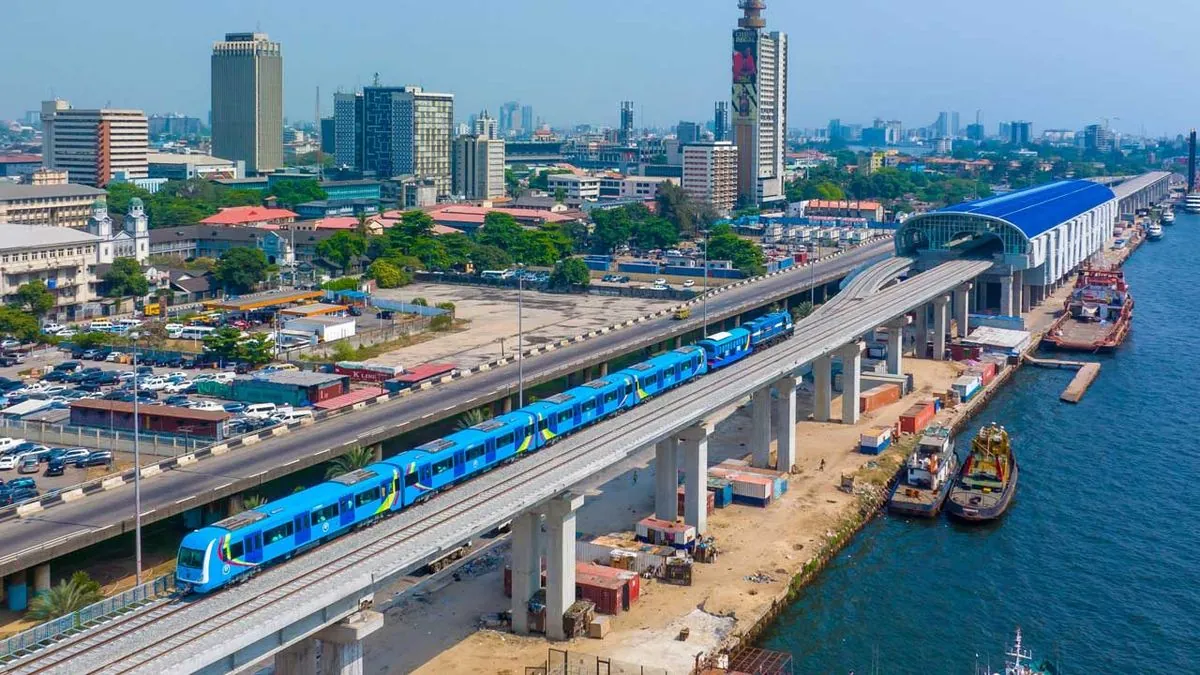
[[369, 282, 678, 370]]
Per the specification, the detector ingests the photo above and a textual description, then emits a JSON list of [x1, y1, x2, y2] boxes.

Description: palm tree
[[325, 446, 377, 479], [28, 572, 104, 622], [243, 494, 268, 510], [355, 213, 371, 237], [455, 407, 491, 430]]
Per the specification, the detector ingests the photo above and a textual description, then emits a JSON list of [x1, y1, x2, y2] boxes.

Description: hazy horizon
[[4, 0, 1194, 137]]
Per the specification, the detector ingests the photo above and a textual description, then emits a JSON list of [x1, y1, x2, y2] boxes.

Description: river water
[[759, 216, 1200, 673]]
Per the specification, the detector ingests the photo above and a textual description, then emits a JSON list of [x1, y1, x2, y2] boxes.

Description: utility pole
[[132, 339, 143, 586]]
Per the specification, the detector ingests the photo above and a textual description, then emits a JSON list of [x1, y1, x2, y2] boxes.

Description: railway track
[[11, 257, 987, 674]]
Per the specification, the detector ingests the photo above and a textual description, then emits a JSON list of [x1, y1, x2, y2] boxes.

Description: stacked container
[[636, 517, 697, 549], [899, 400, 937, 435], [707, 477, 734, 508], [859, 426, 893, 454], [859, 383, 902, 413], [951, 375, 982, 402], [677, 487, 716, 516]]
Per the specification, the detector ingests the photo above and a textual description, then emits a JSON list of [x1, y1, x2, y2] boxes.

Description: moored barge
[[1041, 266, 1132, 352]]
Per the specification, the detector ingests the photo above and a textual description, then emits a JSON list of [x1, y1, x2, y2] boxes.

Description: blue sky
[[3, 0, 1193, 136]]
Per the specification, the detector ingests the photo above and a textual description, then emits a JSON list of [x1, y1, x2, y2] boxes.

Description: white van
[[211, 372, 236, 384], [273, 409, 313, 424], [0, 437, 25, 453], [178, 326, 215, 341], [243, 403, 278, 419], [88, 320, 115, 332]]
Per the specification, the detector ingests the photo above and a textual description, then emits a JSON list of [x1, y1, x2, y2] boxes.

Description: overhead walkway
[[8, 257, 990, 675]]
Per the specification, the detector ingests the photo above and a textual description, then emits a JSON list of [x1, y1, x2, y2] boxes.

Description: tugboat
[[945, 423, 1018, 522], [1147, 221, 1164, 240], [887, 425, 958, 518], [999, 627, 1059, 675]]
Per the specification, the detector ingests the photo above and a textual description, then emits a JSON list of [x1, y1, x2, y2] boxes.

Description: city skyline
[[3, 0, 1195, 136]]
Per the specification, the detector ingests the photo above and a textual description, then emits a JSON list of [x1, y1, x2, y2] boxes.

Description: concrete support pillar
[[1022, 284, 1033, 314], [913, 305, 929, 358], [228, 493, 245, 515], [812, 355, 833, 423], [932, 296, 949, 362], [371, 444, 383, 462], [275, 638, 318, 675], [886, 319, 904, 376], [510, 510, 542, 635], [33, 564, 50, 596], [315, 611, 384, 675], [599, 362, 608, 377], [679, 424, 709, 535], [654, 438, 679, 522], [750, 386, 772, 468], [1012, 270, 1024, 313], [734, 315, 742, 327], [839, 342, 863, 425], [5, 570, 27, 612], [544, 493, 584, 641], [774, 377, 797, 473], [954, 284, 971, 338], [1000, 273, 1015, 317], [673, 335, 682, 349], [502, 397, 513, 414]]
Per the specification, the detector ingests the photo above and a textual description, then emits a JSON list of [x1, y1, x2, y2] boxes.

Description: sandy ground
[[369, 284, 676, 370], [362, 359, 964, 675]]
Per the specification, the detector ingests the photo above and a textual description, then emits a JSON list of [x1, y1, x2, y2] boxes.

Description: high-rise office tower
[[732, 0, 787, 205], [713, 101, 730, 142], [619, 101, 635, 145], [363, 85, 454, 194], [499, 101, 520, 136], [41, 99, 148, 187], [452, 135, 506, 200], [677, 121, 702, 145], [333, 91, 364, 169], [520, 105, 535, 137], [682, 141, 738, 215], [933, 112, 950, 139], [1010, 121, 1032, 146], [951, 111, 961, 138], [210, 32, 283, 174], [474, 110, 499, 140]]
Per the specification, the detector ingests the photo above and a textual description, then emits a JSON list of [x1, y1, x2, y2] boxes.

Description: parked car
[[18, 455, 40, 474], [0, 339, 19, 350], [0, 356, 18, 367], [272, 409, 314, 424], [6, 477, 35, 491], [55, 361, 83, 373], [59, 448, 91, 464], [75, 451, 113, 468], [376, 310, 394, 320], [683, 279, 695, 288], [44, 458, 66, 477], [221, 402, 246, 414], [165, 394, 191, 407], [189, 400, 224, 412], [137, 365, 154, 375], [80, 349, 102, 360], [347, 305, 362, 317]]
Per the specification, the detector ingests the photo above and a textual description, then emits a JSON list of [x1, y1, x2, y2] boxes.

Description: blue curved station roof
[[934, 180, 1116, 239]]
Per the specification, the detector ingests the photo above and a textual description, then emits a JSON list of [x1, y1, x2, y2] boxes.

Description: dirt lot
[[368, 284, 677, 370]]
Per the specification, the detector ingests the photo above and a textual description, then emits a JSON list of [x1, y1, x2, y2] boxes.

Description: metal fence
[[0, 574, 174, 662], [575, 542, 671, 576], [284, 315, 434, 359], [369, 298, 451, 317], [0, 417, 207, 458], [542, 648, 670, 675]]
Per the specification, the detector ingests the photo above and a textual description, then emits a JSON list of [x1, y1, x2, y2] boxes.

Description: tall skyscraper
[[210, 32, 283, 174], [713, 101, 730, 142], [732, 0, 787, 205], [683, 141, 738, 216], [1010, 121, 1032, 146], [951, 111, 961, 138], [333, 91, 364, 169], [452, 135, 506, 200], [677, 121, 702, 145], [499, 101, 520, 136], [41, 99, 148, 188], [474, 110, 499, 140], [619, 101, 635, 144], [933, 112, 950, 139], [363, 85, 454, 194], [520, 105, 535, 137]]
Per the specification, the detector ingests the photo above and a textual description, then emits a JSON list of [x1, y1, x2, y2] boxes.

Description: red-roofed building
[[802, 200, 884, 221], [201, 206, 298, 227], [422, 204, 577, 234]]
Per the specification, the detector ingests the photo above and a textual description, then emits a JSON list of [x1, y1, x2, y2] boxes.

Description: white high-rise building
[[211, 32, 283, 174], [452, 135, 506, 200], [732, 0, 787, 206], [41, 100, 149, 188], [682, 141, 738, 216], [474, 111, 498, 140]]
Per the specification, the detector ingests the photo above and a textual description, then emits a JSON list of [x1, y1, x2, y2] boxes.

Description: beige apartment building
[[0, 183, 107, 228], [41, 100, 149, 187], [211, 32, 284, 174], [452, 135, 506, 200], [0, 225, 103, 320], [682, 141, 738, 216]]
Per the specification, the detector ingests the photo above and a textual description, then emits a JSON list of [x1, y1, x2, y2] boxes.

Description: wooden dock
[[1023, 356, 1100, 402]]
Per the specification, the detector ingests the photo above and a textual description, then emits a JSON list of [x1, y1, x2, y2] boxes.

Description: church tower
[[124, 197, 150, 262], [87, 198, 115, 263]]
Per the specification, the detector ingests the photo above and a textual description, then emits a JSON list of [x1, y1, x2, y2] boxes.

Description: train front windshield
[[178, 547, 206, 568]]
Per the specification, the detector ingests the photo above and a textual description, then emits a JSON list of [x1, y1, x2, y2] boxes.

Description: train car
[[745, 311, 794, 350], [176, 463, 398, 593], [696, 328, 753, 369]]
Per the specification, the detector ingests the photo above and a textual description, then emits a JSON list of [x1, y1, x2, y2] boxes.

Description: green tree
[[528, 169, 572, 191], [202, 326, 243, 364], [504, 168, 521, 196], [553, 187, 568, 203], [469, 244, 512, 272], [238, 333, 275, 366], [242, 494, 268, 510], [790, 301, 814, 322], [438, 233, 475, 268], [548, 258, 591, 290], [411, 297, 428, 306], [105, 182, 151, 215], [316, 232, 367, 275], [0, 306, 40, 342], [325, 446, 377, 479], [366, 260, 409, 288], [430, 314, 453, 331], [385, 210, 436, 253], [14, 280, 55, 318], [322, 277, 360, 292], [71, 331, 112, 350], [409, 237, 450, 270], [655, 182, 696, 237], [591, 207, 633, 253], [213, 247, 271, 294], [455, 407, 491, 430], [706, 224, 765, 276], [477, 212, 524, 251], [27, 572, 104, 622], [269, 179, 328, 209], [631, 216, 679, 250], [103, 258, 150, 299]]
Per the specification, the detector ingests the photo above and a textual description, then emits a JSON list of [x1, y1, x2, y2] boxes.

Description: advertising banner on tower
[[731, 28, 759, 124]]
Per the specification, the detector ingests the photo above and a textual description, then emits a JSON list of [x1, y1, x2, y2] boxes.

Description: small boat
[[888, 425, 958, 518], [945, 423, 1018, 522], [1147, 222, 1163, 240], [997, 627, 1059, 675], [1161, 207, 1175, 224]]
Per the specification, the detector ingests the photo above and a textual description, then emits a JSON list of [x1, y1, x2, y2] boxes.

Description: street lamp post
[[131, 339, 143, 586], [517, 264, 525, 408], [702, 229, 709, 338]]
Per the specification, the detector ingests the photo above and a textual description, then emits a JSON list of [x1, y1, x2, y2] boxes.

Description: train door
[[293, 514, 311, 545], [453, 449, 466, 479], [338, 494, 354, 527], [244, 532, 264, 564], [381, 479, 393, 507], [572, 403, 582, 427], [485, 437, 496, 463]]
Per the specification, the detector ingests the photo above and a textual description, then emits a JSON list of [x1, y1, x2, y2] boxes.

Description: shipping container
[[950, 344, 983, 361], [677, 487, 715, 516], [860, 436, 891, 455], [575, 572, 624, 615], [706, 477, 734, 508], [951, 375, 981, 402], [859, 383, 902, 413], [580, 562, 641, 606], [716, 462, 788, 497], [898, 400, 937, 435], [860, 426, 891, 449], [635, 517, 697, 549]]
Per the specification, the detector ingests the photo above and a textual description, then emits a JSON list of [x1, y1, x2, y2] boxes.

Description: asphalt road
[[0, 240, 893, 577]]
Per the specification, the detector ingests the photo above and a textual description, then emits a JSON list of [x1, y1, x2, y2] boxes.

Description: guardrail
[[0, 237, 893, 529], [0, 573, 174, 663]]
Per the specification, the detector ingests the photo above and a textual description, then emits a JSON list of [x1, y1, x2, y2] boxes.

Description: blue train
[[176, 312, 793, 593]]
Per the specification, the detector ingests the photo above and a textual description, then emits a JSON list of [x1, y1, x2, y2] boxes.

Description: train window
[[557, 410, 572, 424], [582, 399, 596, 414], [178, 547, 205, 568], [404, 468, 419, 489], [264, 522, 292, 544], [229, 540, 244, 559], [497, 432, 514, 448], [604, 391, 618, 404], [538, 418, 548, 432], [625, 382, 633, 397], [355, 489, 379, 507], [310, 504, 338, 526], [465, 445, 485, 461], [432, 457, 454, 475]]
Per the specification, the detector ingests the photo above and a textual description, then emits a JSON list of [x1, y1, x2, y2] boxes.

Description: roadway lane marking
[[283, 459, 300, 467], [215, 483, 233, 491], [175, 496, 196, 505]]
